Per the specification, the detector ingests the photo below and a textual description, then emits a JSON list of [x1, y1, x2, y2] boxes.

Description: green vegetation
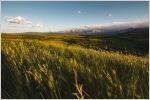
[[1, 33, 149, 99]]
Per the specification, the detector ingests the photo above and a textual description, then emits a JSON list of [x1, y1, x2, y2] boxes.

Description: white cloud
[[108, 13, 112, 17], [77, 10, 81, 14], [6, 16, 32, 24], [5, 16, 44, 29], [100, 19, 148, 29], [32, 24, 43, 27]]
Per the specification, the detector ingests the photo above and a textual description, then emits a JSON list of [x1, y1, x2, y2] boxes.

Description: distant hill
[[63, 26, 149, 39], [115, 27, 149, 39]]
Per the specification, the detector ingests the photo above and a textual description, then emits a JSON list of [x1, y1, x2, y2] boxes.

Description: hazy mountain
[[63, 19, 149, 34]]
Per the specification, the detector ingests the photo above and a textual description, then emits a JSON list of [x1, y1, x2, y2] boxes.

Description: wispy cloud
[[32, 24, 43, 27], [108, 13, 112, 17], [77, 10, 81, 14], [6, 16, 32, 24]]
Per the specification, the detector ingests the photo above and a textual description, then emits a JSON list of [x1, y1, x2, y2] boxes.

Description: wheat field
[[1, 34, 149, 99]]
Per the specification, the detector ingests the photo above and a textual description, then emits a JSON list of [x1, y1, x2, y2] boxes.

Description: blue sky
[[1, 1, 149, 32]]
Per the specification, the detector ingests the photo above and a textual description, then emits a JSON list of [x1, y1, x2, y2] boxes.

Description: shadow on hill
[[1, 52, 24, 99]]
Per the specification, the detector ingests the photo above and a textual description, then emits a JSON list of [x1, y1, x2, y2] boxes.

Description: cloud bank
[[98, 19, 148, 32], [65, 19, 149, 33], [81, 19, 149, 32]]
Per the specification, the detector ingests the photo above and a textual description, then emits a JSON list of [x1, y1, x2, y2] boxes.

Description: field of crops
[[1, 34, 149, 99]]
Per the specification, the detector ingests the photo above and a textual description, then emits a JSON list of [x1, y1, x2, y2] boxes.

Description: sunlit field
[[1, 33, 149, 99]]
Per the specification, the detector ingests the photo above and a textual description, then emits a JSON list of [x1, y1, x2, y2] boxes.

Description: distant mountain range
[[62, 19, 149, 35], [63, 26, 149, 35]]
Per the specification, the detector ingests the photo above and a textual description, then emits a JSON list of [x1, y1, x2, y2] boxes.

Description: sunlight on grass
[[1, 38, 149, 99]]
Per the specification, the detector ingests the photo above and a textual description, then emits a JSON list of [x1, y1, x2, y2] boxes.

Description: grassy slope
[[2, 33, 148, 56], [1, 34, 149, 99]]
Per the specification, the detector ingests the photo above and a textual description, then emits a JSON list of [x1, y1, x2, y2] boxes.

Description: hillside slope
[[1, 39, 149, 99]]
